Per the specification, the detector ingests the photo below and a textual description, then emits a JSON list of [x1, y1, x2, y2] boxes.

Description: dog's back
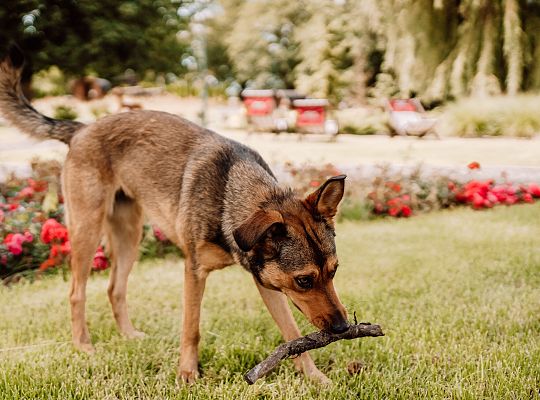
[[66, 109, 276, 249]]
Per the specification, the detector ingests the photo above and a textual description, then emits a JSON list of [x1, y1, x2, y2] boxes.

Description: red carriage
[[386, 98, 438, 137], [241, 89, 338, 136]]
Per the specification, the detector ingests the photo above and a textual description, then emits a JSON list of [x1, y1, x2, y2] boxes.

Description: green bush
[[165, 80, 228, 99], [53, 105, 78, 121], [335, 107, 388, 135], [438, 95, 540, 138], [31, 66, 69, 98], [90, 106, 110, 119], [165, 81, 198, 97]]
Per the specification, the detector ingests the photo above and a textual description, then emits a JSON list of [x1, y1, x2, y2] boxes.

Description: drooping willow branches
[[220, 0, 540, 103]]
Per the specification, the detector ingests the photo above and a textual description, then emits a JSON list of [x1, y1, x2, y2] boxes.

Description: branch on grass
[[244, 322, 384, 384]]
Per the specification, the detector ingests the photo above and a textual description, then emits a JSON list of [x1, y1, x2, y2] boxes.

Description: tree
[[0, 0, 187, 81], [223, 0, 309, 89], [218, 0, 540, 102]]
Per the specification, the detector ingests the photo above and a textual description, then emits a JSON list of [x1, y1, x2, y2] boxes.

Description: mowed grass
[[1, 205, 540, 399]]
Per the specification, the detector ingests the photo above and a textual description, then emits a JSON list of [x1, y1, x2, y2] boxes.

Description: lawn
[[1, 205, 539, 399]]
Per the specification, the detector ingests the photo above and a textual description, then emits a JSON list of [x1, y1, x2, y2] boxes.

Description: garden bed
[[2, 159, 540, 282]]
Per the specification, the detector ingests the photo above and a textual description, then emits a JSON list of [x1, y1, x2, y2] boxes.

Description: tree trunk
[[503, 0, 523, 95]]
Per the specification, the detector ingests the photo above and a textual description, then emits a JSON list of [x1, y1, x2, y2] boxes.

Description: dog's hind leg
[[69, 227, 101, 354], [106, 192, 145, 339], [66, 192, 106, 354], [255, 281, 331, 385]]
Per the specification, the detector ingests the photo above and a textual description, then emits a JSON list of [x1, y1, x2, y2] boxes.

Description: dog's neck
[[222, 160, 292, 254]]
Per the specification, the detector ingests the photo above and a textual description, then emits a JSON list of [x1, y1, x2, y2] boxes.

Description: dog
[[0, 46, 349, 384]]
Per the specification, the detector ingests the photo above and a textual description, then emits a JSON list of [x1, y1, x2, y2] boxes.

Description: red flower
[[385, 182, 401, 193], [23, 231, 33, 243], [60, 240, 71, 255], [486, 192, 498, 205], [39, 258, 57, 271], [472, 193, 485, 209], [401, 205, 412, 217], [92, 246, 109, 271], [309, 180, 320, 188], [8, 203, 19, 211], [388, 207, 400, 217], [153, 226, 167, 242], [527, 184, 540, 198], [468, 161, 481, 170], [4, 233, 25, 255], [16, 186, 35, 200], [27, 178, 48, 192], [505, 195, 518, 205], [447, 181, 456, 191], [50, 244, 61, 259], [387, 197, 401, 207], [522, 193, 534, 203], [41, 219, 68, 244]]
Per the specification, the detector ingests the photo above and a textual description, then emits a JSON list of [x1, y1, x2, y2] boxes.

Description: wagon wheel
[[387, 123, 399, 137]]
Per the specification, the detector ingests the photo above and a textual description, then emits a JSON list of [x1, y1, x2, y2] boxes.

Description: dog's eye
[[295, 276, 314, 289]]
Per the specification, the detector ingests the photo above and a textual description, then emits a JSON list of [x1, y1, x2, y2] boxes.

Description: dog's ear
[[233, 209, 284, 252], [2, 43, 25, 69], [304, 175, 346, 219]]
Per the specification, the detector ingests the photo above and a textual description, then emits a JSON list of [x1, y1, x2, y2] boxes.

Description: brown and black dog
[[0, 47, 349, 384]]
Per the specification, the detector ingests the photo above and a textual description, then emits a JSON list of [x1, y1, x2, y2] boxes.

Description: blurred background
[[1, 0, 540, 137]]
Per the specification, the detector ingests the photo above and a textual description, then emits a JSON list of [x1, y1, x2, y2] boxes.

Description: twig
[[244, 323, 384, 384]]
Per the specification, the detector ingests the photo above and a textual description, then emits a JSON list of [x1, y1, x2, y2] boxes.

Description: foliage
[[285, 162, 540, 221], [165, 80, 228, 98], [30, 66, 68, 97], [335, 107, 388, 135], [4, 0, 540, 105], [52, 105, 78, 121], [90, 105, 111, 119], [1, 0, 188, 80], [216, 0, 540, 103], [437, 95, 540, 138], [223, 0, 308, 89]]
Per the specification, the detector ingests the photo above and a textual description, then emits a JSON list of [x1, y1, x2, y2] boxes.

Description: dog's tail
[[0, 45, 84, 145]]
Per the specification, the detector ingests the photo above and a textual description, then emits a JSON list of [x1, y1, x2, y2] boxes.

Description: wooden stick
[[244, 323, 384, 384]]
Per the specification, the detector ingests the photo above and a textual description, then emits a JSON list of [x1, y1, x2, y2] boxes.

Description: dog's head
[[233, 175, 349, 333]]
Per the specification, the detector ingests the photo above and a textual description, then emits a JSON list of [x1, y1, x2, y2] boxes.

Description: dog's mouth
[[289, 299, 329, 330], [290, 299, 302, 312]]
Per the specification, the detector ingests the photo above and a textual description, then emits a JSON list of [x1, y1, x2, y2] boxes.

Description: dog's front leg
[[178, 256, 207, 383], [255, 280, 331, 385]]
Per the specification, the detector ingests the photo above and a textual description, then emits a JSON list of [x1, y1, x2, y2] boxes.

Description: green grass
[[1, 205, 540, 399]]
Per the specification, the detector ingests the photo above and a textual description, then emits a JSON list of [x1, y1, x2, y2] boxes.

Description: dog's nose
[[329, 319, 350, 334]]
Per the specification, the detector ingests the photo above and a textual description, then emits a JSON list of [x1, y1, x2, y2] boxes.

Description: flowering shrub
[[285, 162, 540, 220], [454, 181, 540, 208], [0, 160, 181, 283], [2, 159, 539, 283]]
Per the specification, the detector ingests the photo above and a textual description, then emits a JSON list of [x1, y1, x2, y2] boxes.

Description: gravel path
[[2, 121, 540, 183]]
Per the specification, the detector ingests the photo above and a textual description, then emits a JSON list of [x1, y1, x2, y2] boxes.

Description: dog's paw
[[306, 369, 332, 386], [123, 329, 146, 339], [178, 369, 200, 384], [73, 341, 96, 355]]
